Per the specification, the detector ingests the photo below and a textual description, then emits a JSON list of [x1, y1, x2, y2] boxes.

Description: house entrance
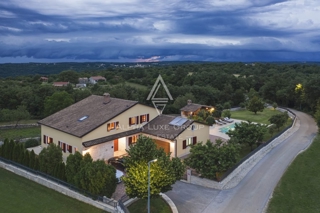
[[114, 139, 118, 151]]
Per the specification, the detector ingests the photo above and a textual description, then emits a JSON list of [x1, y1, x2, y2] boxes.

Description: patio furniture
[[225, 117, 234, 122], [222, 118, 233, 123], [215, 120, 224, 125]]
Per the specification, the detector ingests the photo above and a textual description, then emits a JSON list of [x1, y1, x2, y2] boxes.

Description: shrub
[[222, 110, 231, 118], [24, 139, 40, 148]]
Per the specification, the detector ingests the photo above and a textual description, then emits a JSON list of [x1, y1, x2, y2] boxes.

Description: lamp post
[[148, 159, 157, 213]]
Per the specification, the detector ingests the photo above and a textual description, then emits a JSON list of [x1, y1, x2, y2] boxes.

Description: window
[[43, 135, 53, 145], [182, 136, 197, 149], [107, 121, 119, 131], [129, 116, 139, 126], [78, 115, 89, 121], [128, 135, 139, 146], [58, 141, 73, 153], [140, 114, 149, 123], [74, 147, 78, 153]]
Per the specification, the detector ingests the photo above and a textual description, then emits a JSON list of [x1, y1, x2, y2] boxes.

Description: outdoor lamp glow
[[148, 159, 157, 213]]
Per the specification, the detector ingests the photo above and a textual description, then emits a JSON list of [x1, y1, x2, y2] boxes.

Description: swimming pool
[[219, 122, 239, 133]]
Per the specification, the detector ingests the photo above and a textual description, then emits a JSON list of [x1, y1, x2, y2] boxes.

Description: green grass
[[0, 167, 108, 213], [267, 135, 320, 213], [0, 127, 40, 141], [124, 82, 147, 90], [128, 197, 172, 213], [231, 108, 283, 124]]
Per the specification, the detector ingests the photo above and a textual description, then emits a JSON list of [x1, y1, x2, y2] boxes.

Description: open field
[[0, 127, 40, 141], [128, 197, 172, 213], [267, 135, 320, 213], [231, 108, 283, 124], [125, 82, 147, 90], [0, 167, 108, 213]]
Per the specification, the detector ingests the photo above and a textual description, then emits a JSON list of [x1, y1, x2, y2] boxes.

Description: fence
[[118, 195, 130, 213], [0, 156, 118, 212], [219, 107, 296, 181]]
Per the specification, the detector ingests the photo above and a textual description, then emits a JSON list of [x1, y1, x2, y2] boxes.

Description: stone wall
[[0, 161, 116, 213], [187, 109, 299, 190], [0, 123, 39, 130]]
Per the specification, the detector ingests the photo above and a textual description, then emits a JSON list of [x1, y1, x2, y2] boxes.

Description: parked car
[[108, 156, 126, 172], [116, 169, 124, 183]]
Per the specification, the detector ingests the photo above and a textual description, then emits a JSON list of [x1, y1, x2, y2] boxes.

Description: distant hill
[[0, 61, 193, 77], [0, 61, 319, 78]]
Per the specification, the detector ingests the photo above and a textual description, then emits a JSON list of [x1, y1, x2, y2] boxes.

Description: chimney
[[103, 93, 111, 104], [187, 100, 192, 105]]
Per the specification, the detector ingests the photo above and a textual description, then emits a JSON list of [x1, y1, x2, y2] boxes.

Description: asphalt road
[[166, 110, 318, 213]]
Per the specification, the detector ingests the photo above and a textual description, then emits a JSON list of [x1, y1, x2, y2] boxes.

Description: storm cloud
[[0, 0, 320, 62]]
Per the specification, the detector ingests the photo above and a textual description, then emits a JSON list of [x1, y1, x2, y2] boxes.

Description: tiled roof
[[38, 95, 138, 137], [53, 82, 69, 86], [180, 103, 211, 112], [82, 128, 141, 147], [90, 76, 106, 81], [142, 115, 193, 140]]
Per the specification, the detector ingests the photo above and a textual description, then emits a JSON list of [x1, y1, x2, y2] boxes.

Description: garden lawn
[[0, 167, 108, 213], [267, 135, 320, 213], [125, 82, 147, 90], [0, 127, 40, 141], [128, 197, 172, 213], [231, 108, 283, 124]]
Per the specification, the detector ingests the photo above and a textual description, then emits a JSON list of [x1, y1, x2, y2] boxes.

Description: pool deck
[[209, 119, 243, 141]]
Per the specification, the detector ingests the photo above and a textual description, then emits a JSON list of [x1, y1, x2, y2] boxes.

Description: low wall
[[0, 123, 39, 130], [187, 108, 299, 190], [0, 161, 116, 213]]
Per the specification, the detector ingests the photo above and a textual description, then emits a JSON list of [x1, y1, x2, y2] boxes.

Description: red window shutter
[[136, 116, 139, 124], [43, 135, 46, 144], [147, 114, 149, 122], [183, 140, 187, 149], [107, 123, 110, 131], [69, 145, 73, 153], [116, 122, 119, 129], [63, 143, 66, 153], [193, 137, 197, 145], [58, 141, 61, 147], [128, 137, 133, 146], [140, 115, 143, 123], [129, 117, 132, 126]]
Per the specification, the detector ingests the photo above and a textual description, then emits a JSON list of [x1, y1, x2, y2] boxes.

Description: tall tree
[[184, 140, 240, 180], [247, 96, 265, 115], [269, 112, 289, 130], [123, 136, 185, 198], [227, 121, 267, 150], [66, 151, 83, 186], [43, 91, 74, 116], [39, 143, 63, 176]]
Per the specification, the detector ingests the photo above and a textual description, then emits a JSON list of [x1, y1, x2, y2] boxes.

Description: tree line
[[0, 63, 320, 128]]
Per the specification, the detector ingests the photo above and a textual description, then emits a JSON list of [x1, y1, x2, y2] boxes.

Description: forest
[[0, 62, 320, 125]]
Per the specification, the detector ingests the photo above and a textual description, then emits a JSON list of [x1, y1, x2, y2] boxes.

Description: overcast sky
[[1, 0, 320, 63]]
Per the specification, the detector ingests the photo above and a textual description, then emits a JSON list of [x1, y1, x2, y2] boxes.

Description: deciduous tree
[[184, 140, 240, 180], [227, 121, 267, 150], [43, 91, 74, 116], [268, 112, 289, 130], [123, 136, 185, 198], [247, 96, 264, 114]]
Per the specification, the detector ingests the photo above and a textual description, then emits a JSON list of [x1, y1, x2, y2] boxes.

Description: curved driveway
[[166, 110, 318, 213]]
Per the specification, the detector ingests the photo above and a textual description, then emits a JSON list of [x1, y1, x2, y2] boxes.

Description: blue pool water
[[219, 123, 238, 133]]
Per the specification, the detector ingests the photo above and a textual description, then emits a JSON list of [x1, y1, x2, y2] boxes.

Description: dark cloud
[[0, 0, 319, 62]]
